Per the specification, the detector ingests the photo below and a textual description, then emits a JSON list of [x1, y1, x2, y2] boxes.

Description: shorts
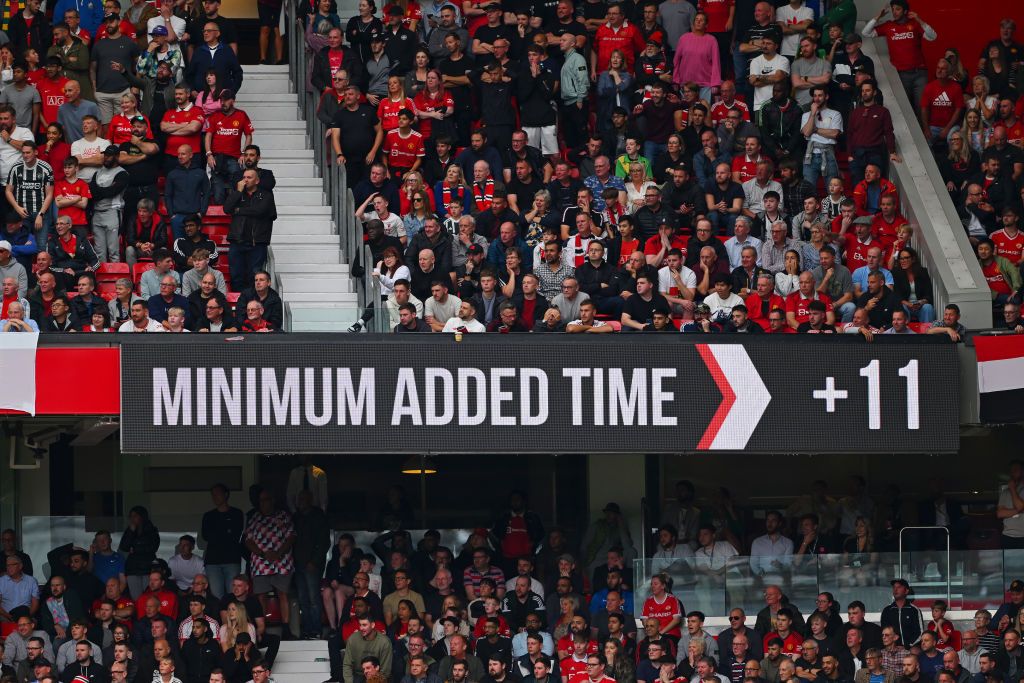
[[522, 125, 558, 155], [257, 3, 282, 27], [252, 572, 292, 594]]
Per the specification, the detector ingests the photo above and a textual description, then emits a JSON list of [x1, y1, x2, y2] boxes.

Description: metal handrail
[[286, 1, 375, 330]]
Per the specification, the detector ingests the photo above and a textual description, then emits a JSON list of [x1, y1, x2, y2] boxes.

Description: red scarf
[[442, 183, 466, 210], [571, 234, 593, 267], [602, 202, 626, 228], [473, 178, 494, 212]]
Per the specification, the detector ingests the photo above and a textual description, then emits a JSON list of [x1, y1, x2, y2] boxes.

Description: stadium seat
[[605, 320, 622, 332], [132, 262, 155, 284], [96, 262, 129, 282], [97, 282, 118, 298], [909, 323, 931, 333], [0, 621, 14, 641]]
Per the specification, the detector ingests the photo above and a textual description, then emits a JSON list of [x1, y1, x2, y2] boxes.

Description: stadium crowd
[[311, 0, 1024, 336], [4, 473, 1024, 683], [0, 0, 288, 333]]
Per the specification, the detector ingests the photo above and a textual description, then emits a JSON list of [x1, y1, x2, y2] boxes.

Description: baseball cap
[[104, 11, 120, 20], [183, 214, 202, 226], [844, 32, 862, 44], [0, 240, 11, 251], [386, 5, 404, 15], [370, 32, 387, 41], [467, 244, 484, 255], [150, 24, 168, 36], [33, 659, 52, 668], [695, 303, 711, 314], [219, 88, 235, 100], [602, 502, 621, 513], [103, 145, 120, 156], [646, 37, 661, 47], [131, 115, 147, 123], [890, 578, 911, 590], [1010, 580, 1024, 592], [483, 2, 501, 10]]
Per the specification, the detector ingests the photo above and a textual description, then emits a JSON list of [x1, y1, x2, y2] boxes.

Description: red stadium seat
[[96, 262, 129, 282], [156, 199, 168, 216], [226, 292, 240, 304], [96, 282, 118, 298], [67, 291, 77, 299], [605, 320, 622, 331], [909, 323, 931, 333], [0, 621, 15, 641], [132, 262, 155, 284]]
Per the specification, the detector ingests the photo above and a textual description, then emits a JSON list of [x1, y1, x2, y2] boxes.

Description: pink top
[[672, 32, 721, 88], [195, 91, 222, 117]]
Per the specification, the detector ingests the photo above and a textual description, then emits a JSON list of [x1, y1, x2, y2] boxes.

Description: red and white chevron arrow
[[695, 344, 772, 450]]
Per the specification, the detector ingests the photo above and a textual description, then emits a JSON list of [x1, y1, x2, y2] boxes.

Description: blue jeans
[[644, 141, 667, 164], [905, 303, 935, 323], [849, 145, 887, 188], [205, 563, 239, 598], [211, 155, 241, 205], [803, 146, 840, 187], [836, 301, 856, 323], [170, 213, 192, 240], [733, 43, 753, 105], [228, 243, 268, 291], [294, 566, 323, 637], [28, 210, 53, 249], [707, 210, 738, 236]]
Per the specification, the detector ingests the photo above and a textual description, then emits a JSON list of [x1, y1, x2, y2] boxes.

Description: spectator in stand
[[244, 490, 296, 640], [224, 168, 276, 292], [87, 144, 127, 262], [862, 0, 936, 112], [204, 89, 253, 204], [182, 249, 226, 296], [172, 214, 218, 273], [148, 273, 190, 327], [747, 33, 788, 113], [920, 59, 964, 151], [233, 271, 283, 330], [164, 145, 209, 241], [332, 86, 383, 189], [759, 83, 804, 167], [139, 248, 180, 298], [6, 141, 54, 247], [852, 164, 898, 217], [47, 214, 99, 279], [799, 86, 842, 187], [671, 13, 719, 104], [186, 21, 242, 94], [160, 84, 204, 174], [791, 37, 832, 112], [90, 12, 140, 127], [854, 271, 899, 330], [976, 238, 1021, 313], [0, 61, 40, 132], [848, 80, 899, 187], [891, 247, 934, 323], [704, 162, 744, 236]]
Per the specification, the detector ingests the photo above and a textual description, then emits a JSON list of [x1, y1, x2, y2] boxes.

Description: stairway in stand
[[270, 639, 332, 683], [234, 64, 359, 331]]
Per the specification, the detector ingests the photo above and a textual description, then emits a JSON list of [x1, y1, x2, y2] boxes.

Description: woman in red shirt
[[413, 70, 455, 141], [378, 75, 415, 133], [108, 93, 152, 145], [39, 123, 70, 182]]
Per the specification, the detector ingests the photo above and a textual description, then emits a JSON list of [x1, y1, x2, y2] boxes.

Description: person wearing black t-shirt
[[473, 4, 515, 57], [118, 115, 161, 231], [620, 274, 668, 330], [440, 33, 476, 146], [332, 86, 383, 188], [506, 158, 545, 215]]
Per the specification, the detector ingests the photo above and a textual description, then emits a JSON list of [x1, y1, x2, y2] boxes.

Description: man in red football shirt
[[870, 194, 907, 249], [786, 271, 833, 329], [919, 58, 963, 149], [991, 205, 1024, 267], [54, 156, 92, 237], [591, 3, 645, 73], [159, 83, 204, 171], [863, 0, 936, 113], [203, 89, 253, 204], [382, 108, 424, 179], [36, 56, 68, 133]]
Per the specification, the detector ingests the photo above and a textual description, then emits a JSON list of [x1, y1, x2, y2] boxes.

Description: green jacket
[[990, 255, 1023, 299], [343, 630, 393, 683], [47, 40, 93, 100], [560, 49, 589, 105]]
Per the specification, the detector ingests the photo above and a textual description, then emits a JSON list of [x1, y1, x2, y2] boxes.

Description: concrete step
[[253, 119, 310, 130], [262, 189, 323, 205], [258, 162, 318, 177], [281, 291, 356, 303], [245, 105, 300, 120], [274, 224, 333, 237], [236, 92, 297, 104], [261, 149, 314, 162], [252, 134, 309, 150], [245, 64, 289, 74], [237, 79, 291, 94], [278, 273, 355, 293], [267, 234, 340, 245], [276, 204, 330, 215], [274, 263, 350, 276], [273, 176, 324, 187], [270, 661, 331, 674], [269, 247, 343, 264]]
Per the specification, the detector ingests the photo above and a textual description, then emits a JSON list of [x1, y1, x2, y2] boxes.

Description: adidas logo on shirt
[[933, 91, 953, 106]]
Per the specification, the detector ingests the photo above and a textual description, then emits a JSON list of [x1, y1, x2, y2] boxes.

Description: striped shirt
[[7, 159, 53, 216]]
